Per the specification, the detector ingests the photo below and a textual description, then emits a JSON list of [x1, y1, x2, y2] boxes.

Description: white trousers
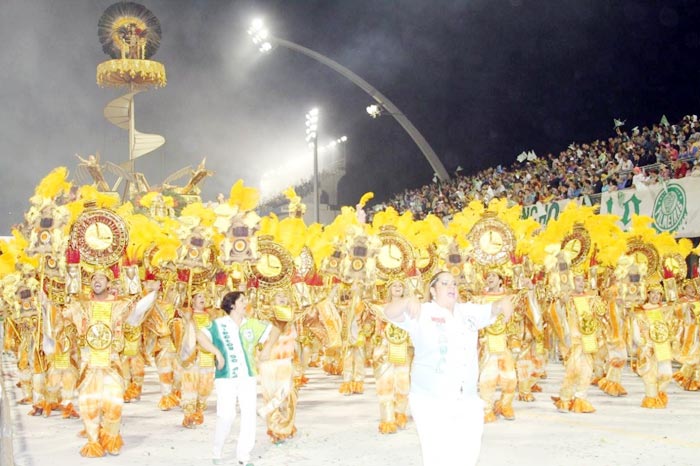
[[409, 392, 484, 466], [212, 377, 257, 462]]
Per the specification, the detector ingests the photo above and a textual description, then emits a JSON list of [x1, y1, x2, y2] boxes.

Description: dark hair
[[221, 291, 245, 314], [428, 271, 450, 289]]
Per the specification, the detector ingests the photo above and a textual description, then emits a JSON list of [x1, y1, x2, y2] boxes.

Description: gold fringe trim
[[351, 381, 364, 394], [641, 395, 666, 409], [570, 397, 595, 413], [395, 412, 408, 429], [61, 402, 80, 419], [494, 400, 515, 420], [80, 441, 105, 458], [484, 410, 497, 423], [99, 432, 124, 456], [598, 377, 628, 397], [158, 393, 180, 411], [378, 421, 398, 434], [96, 59, 167, 88], [338, 381, 353, 395]]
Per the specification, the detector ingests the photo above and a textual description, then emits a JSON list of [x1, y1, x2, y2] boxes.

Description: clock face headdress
[[560, 223, 592, 268], [69, 203, 128, 269], [375, 225, 413, 281], [467, 212, 516, 267], [248, 235, 293, 291]]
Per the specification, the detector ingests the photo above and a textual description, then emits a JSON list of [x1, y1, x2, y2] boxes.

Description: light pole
[[248, 19, 450, 181], [305, 108, 320, 223]]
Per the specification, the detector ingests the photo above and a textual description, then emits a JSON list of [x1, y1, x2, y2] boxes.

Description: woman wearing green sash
[[197, 291, 278, 466]]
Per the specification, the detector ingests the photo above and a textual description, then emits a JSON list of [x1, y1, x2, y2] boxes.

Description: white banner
[[600, 178, 698, 237], [521, 177, 700, 238]]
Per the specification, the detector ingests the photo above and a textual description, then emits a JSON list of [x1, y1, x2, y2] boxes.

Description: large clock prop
[[70, 204, 128, 267], [467, 213, 515, 267]]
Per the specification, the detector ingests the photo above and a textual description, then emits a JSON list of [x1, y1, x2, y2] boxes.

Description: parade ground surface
[[2, 355, 699, 466]]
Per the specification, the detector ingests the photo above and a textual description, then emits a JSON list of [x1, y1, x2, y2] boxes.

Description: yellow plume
[[371, 206, 399, 231], [124, 214, 160, 263], [277, 216, 307, 256], [358, 192, 374, 208], [324, 206, 360, 242], [257, 213, 279, 238], [180, 202, 216, 227], [228, 179, 260, 212], [116, 201, 134, 218], [306, 223, 333, 267], [77, 185, 119, 209], [283, 187, 298, 202], [34, 167, 72, 200], [677, 238, 694, 258]]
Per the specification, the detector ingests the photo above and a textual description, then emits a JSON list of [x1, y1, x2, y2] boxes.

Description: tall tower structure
[[96, 1, 166, 199]]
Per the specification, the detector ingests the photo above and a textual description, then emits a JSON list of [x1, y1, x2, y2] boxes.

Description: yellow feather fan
[[180, 202, 216, 227], [357, 192, 374, 208], [77, 185, 120, 209], [276, 216, 307, 257], [370, 206, 399, 231], [324, 206, 360, 243], [124, 214, 160, 264], [228, 179, 260, 212], [446, 201, 485, 249], [406, 214, 445, 250], [257, 213, 279, 238], [116, 201, 134, 218], [33, 167, 72, 201], [306, 223, 333, 267]]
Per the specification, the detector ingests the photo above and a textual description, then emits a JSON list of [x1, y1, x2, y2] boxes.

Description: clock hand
[[266, 255, 281, 270], [389, 244, 401, 260]]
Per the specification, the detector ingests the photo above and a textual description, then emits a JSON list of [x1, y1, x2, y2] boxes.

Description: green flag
[[660, 115, 669, 126]]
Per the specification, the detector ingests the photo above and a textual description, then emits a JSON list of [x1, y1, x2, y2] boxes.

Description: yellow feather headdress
[[228, 179, 260, 212]]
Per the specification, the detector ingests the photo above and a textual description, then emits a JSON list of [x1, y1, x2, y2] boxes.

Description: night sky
[[2, 0, 700, 232]]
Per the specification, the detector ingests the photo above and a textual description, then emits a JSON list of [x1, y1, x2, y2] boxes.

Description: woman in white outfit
[[196, 291, 278, 466], [384, 271, 513, 466]]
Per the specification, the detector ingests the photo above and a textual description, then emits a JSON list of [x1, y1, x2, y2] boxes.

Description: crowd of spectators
[[370, 115, 700, 221]]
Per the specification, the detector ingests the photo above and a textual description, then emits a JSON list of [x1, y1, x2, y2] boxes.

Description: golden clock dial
[[467, 214, 515, 266], [563, 238, 582, 256], [479, 230, 504, 256], [249, 237, 293, 289], [379, 243, 404, 269], [85, 222, 115, 251], [662, 253, 687, 280], [70, 207, 128, 266], [374, 226, 412, 280], [256, 253, 282, 278]]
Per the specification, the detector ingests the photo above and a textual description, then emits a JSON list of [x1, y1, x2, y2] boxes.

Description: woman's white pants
[[212, 377, 257, 463], [410, 392, 484, 466]]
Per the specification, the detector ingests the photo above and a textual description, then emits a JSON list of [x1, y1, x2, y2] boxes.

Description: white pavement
[[2, 353, 699, 466]]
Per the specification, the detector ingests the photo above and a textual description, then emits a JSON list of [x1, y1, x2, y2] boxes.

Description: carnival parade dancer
[[476, 270, 517, 422], [384, 271, 513, 466], [673, 279, 700, 390], [63, 268, 158, 457], [143, 276, 183, 410], [549, 269, 603, 413], [195, 291, 275, 466], [119, 263, 147, 403], [44, 295, 80, 419], [630, 283, 677, 408], [596, 271, 629, 397], [177, 286, 218, 428], [371, 278, 412, 434], [515, 278, 547, 402], [339, 281, 374, 395], [257, 290, 299, 443]]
